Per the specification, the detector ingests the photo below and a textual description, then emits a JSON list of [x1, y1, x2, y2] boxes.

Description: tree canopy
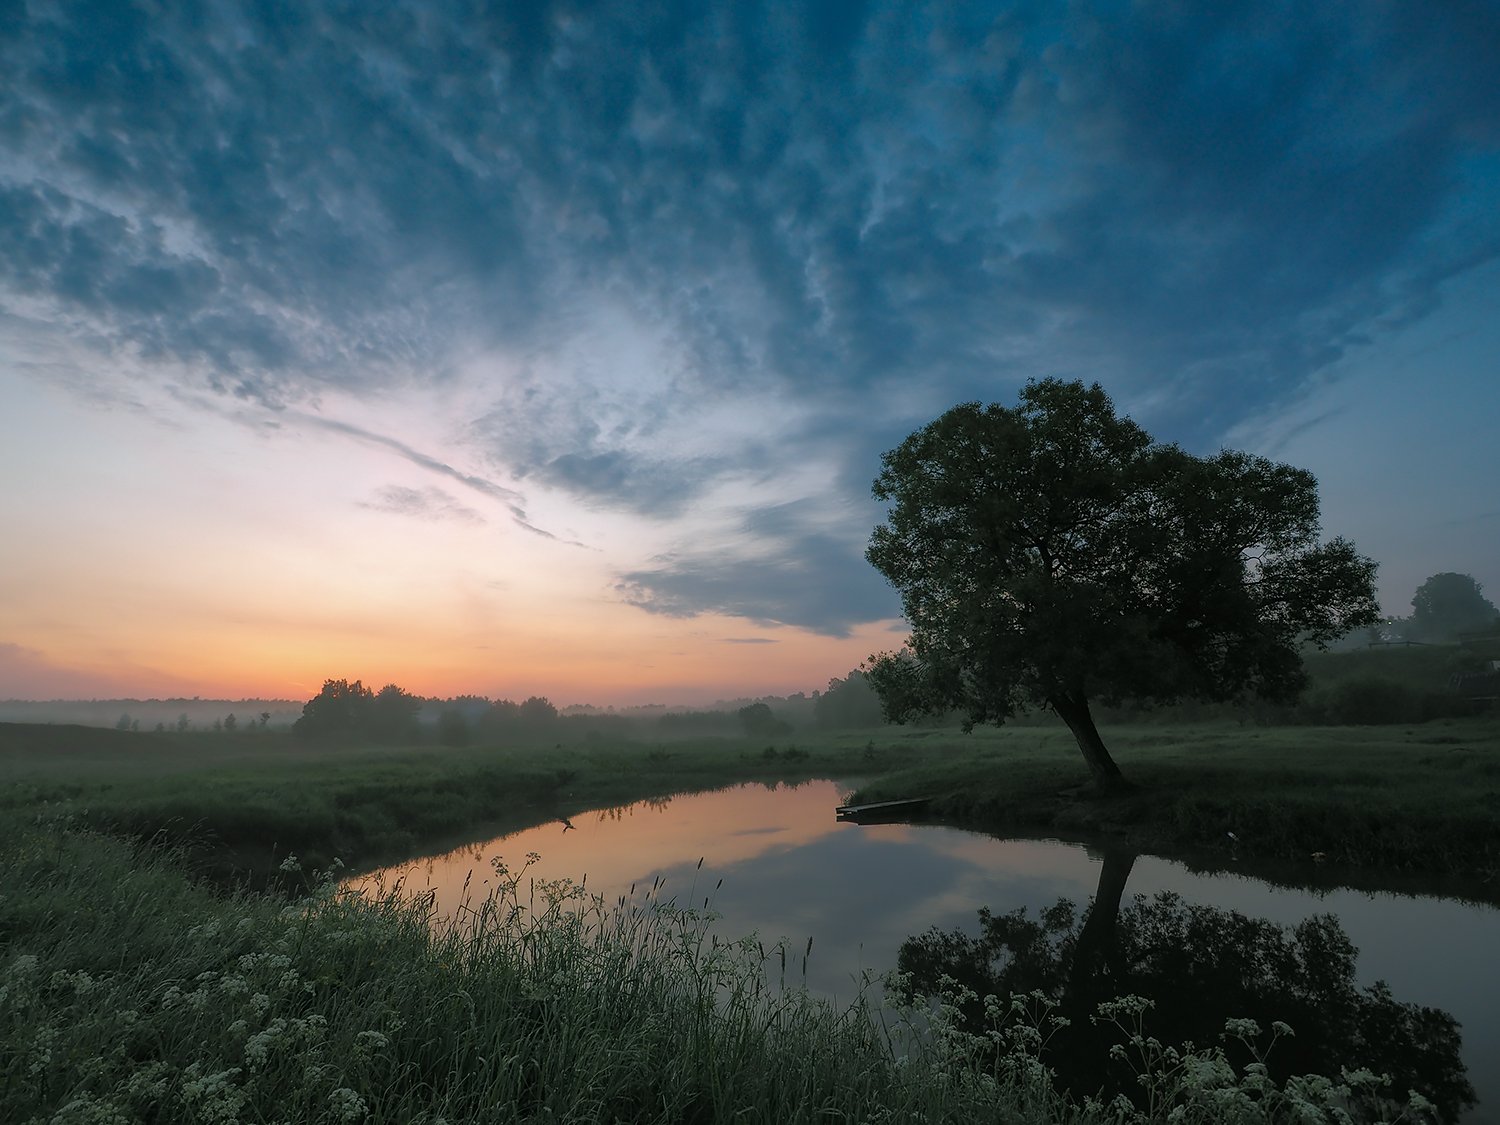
[[1409, 572, 1499, 642], [293, 678, 422, 744], [865, 379, 1378, 789]]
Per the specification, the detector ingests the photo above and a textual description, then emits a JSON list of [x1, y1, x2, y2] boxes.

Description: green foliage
[[865, 379, 1379, 784]]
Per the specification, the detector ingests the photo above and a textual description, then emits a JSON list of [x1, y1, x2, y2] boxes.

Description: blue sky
[[1, 0, 1496, 701]]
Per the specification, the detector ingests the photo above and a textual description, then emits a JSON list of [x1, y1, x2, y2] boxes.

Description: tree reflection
[[894, 850, 1474, 1122]]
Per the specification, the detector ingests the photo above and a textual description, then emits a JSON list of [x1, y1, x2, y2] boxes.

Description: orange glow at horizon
[[0, 369, 909, 706]]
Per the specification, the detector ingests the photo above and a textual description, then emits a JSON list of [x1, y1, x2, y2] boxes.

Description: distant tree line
[[293, 679, 424, 744], [284, 669, 897, 748], [1375, 572, 1499, 645]]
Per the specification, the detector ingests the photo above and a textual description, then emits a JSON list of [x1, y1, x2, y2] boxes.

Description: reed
[[1, 823, 1444, 1125]]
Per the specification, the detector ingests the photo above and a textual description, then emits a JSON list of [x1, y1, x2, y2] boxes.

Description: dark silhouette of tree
[[370, 683, 422, 743], [294, 678, 420, 744], [813, 671, 886, 730], [294, 678, 374, 741], [518, 695, 559, 727], [1409, 573, 1499, 642], [894, 853, 1473, 1121], [866, 379, 1378, 791], [737, 702, 790, 738], [480, 699, 523, 732], [222, 713, 237, 732], [475, 696, 559, 743]]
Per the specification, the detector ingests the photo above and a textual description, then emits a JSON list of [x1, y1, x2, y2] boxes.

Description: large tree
[[865, 379, 1378, 791]]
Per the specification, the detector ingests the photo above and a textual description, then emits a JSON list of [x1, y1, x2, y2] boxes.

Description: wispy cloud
[[358, 485, 483, 524], [2, 0, 1496, 634]]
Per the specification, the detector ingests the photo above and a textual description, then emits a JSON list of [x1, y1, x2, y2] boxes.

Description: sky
[[1, 1, 1497, 705]]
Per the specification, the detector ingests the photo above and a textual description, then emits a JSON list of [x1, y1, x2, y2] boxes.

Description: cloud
[[722, 637, 779, 645], [2, 1, 1496, 629], [285, 411, 582, 541], [358, 485, 483, 524], [6, 3, 1492, 426], [617, 501, 901, 636]]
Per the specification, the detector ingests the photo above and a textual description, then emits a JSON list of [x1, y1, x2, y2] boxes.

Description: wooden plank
[[835, 797, 930, 821]]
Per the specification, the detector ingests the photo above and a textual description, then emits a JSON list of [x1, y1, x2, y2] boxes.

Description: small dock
[[835, 797, 930, 823]]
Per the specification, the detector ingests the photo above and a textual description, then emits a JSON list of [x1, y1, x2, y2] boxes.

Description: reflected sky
[[351, 780, 1500, 1121]]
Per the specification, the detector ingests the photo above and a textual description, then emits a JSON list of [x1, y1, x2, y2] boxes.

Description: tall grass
[[853, 719, 1500, 885], [2, 823, 1447, 1124]]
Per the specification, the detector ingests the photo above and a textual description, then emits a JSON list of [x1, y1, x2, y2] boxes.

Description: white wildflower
[[328, 1086, 368, 1122], [354, 1030, 389, 1054]]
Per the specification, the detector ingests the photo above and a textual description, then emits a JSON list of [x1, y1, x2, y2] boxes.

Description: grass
[[5, 713, 1500, 890], [4, 710, 1489, 1122], [849, 717, 1500, 889], [0, 823, 1447, 1125], [0, 724, 941, 886]]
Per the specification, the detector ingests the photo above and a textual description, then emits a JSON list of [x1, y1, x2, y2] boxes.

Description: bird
[[560, 816, 575, 833]]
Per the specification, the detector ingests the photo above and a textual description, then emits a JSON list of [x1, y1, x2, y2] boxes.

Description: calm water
[[352, 779, 1500, 1122]]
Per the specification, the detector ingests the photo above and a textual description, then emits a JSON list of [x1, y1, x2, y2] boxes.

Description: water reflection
[[897, 849, 1474, 1121], [351, 780, 1500, 1122]]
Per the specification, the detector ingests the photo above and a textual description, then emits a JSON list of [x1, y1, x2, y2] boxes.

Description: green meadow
[[4, 708, 1498, 891], [4, 648, 1499, 1123]]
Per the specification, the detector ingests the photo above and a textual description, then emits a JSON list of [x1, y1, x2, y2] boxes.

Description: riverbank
[[0, 722, 945, 886], [849, 717, 1500, 886], [5, 716, 1499, 888], [0, 820, 1448, 1125], [4, 720, 1488, 1123]]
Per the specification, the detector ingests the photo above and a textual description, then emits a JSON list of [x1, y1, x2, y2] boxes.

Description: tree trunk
[[1050, 692, 1129, 792]]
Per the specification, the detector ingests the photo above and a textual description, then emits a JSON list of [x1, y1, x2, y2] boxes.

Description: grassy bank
[[0, 723, 936, 886], [0, 822, 1444, 1125], [6, 715, 1500, 889], [849, 718, 1500, 887]]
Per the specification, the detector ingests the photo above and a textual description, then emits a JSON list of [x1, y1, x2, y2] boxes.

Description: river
[[350, 778, 1500, 1122]]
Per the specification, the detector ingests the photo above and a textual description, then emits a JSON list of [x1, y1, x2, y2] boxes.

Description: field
[[851, 717, 1500, 890], [4, 709, 1499, 888], [5, 703, 1500, 1122]]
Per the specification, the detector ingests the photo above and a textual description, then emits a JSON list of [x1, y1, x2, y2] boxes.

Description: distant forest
[[0, 670, 888, 740], [3, 636, 1497, 743]]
